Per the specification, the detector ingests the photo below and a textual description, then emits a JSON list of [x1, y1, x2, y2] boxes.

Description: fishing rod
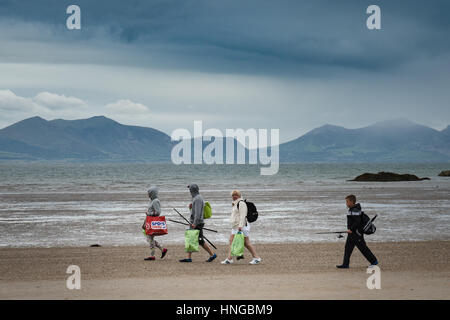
[[315, 231, 348, 234], [167, 218, 218, 233], [316, 214, 379, 238], [315, 231, 347, 239], [172, 208, 217, 250]]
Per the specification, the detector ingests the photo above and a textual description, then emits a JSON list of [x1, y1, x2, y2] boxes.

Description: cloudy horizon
[[1, 0, 449, 142]]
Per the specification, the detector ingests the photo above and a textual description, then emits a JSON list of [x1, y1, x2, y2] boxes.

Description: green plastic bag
[[185, 229, 200, 252], [203, 201, 212, 219], [231, 232, 245, 257]]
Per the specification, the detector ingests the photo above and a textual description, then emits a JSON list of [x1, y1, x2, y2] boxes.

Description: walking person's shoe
[[144, 256, 156, 261], [221, 258, 233, 264], [336, 264, 349, 269], [179, 258, 192, 263], [161, 248, 168, 259], [249, 257, 261, 265], [237, 255, 245, 260], [368, 260, 379, 268], [206, 253, 217, 262]]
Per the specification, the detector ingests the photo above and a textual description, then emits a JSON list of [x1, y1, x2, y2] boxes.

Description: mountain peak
[[88, 115, 110, 121], [2, 116, 48, 130], [84, 115, 119, 124], [49, 116, 120, 128], [22, 116, 48, 123], [51, 115, 115, 122], [28, 116, 47, 121], [365, 118, 442, 135], [305, 123, 347, 135]]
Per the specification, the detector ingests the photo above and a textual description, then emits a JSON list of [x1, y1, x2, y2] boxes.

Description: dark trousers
[[195, 223, 205, 246], [343, 233, 377, 266]]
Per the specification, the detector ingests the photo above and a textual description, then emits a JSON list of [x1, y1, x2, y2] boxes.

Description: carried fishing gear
[[362, 213, 377, 235], [172, 208, 217, 250], [316, 214, 378, 238], [315, 231, 348, 238], [167, 218, 218, 233]]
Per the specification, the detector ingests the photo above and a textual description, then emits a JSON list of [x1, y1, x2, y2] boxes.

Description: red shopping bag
[[145, 216, 168, 236]]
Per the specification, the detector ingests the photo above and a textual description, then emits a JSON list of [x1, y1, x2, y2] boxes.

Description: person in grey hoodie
[[179, 184, 217, 263], [142, 186, 168, 261]]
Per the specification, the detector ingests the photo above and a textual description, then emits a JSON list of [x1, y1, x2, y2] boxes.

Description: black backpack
[[361, 212, 377, 235], [237, 199, 258, 223]]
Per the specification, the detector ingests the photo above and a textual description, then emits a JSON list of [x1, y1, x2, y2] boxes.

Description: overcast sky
[[0, 0, 449, 142]]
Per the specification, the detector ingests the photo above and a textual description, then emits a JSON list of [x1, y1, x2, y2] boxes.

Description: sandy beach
[[0, 241, 448, 299]]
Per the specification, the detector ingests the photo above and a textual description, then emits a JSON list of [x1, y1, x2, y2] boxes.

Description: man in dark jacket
[[337, 195, 378, 269]]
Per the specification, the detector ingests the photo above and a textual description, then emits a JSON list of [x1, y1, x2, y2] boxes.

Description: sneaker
[[236, 255, 245, 260], [221, 258, 233, 264], [249, 257, 261, 265], [206, 253, 217, 262], [179, 258, 192, 263], [368, 260, 379, 268], [144, 256, 156, 261], [161, 248, 168, 259], [336, 264, 349, 269]]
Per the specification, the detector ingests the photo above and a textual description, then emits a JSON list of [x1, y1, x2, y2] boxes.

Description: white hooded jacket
[[231, 198, 247, 229]]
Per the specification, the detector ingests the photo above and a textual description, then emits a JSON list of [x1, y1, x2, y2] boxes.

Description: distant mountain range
[[0, 116, 449, 162], [0, 116, 173, 161], [280, 119, 450, 162]]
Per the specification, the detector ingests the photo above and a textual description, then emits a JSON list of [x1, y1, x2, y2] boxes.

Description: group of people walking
[[142, 185, 378, 268], [142, 184, 262, 265]]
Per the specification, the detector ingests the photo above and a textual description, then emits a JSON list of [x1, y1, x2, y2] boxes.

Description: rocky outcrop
[[350, 171, 430, 182], [438, 170, 450, 177]]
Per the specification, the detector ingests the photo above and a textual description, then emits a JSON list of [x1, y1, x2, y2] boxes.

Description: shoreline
[[1, 241, 449, 299], [1, 238, 449, 249]]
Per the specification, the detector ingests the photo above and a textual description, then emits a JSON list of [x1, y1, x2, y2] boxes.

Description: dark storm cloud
[[0, 0, 449, 75]]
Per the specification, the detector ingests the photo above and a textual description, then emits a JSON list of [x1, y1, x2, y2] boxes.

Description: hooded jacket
[[147, 186, 161, 216], [347, 203, 363, 234], [188, 184, 204, 226], [231, 198, 247, 229]]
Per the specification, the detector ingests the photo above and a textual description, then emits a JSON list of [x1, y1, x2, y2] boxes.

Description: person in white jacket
[[221, 190, 261, 265]]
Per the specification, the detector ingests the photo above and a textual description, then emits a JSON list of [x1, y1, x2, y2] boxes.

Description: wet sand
[[0, 241, 449, 299]]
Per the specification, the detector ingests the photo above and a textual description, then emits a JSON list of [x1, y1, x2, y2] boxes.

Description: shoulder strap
[[237, 200, 249, 226]]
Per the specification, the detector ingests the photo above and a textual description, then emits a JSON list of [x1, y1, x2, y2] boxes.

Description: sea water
[[0, 162, 449, 247]]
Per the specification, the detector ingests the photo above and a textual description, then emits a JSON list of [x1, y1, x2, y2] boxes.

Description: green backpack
[[203, 201, 212, 219], [189, 201, 212, 219]]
